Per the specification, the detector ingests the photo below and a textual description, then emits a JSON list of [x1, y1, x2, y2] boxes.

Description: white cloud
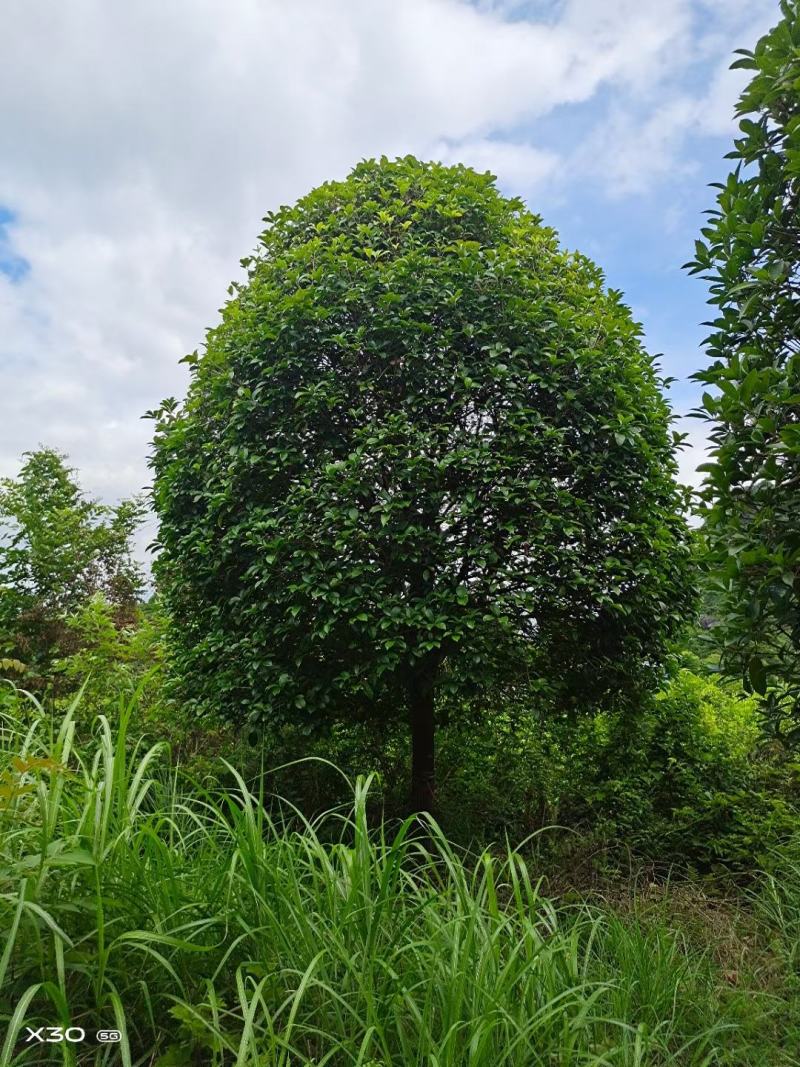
[[432, 138, 559, 193], [577, 1, 778, 195], [583, 96, 700, 196], [0, 0, 773, 564]]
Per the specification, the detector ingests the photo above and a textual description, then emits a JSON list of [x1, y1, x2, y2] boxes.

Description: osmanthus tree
[[150, 157, 693, 811], [689, 2, 800, 742]]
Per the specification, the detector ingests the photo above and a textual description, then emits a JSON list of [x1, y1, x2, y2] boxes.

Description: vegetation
[[689, 0, 800, 741], [149, 157, 693, 809], [0, 449, 144, 694], [249, 664, 797, 877], [3, 5, 800, 1062], [0, 692, 798, 1066]]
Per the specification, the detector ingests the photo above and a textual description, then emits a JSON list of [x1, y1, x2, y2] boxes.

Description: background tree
[[150, 157, 694, 811], [0, 448, 144, 689], [689, 1, 800, 741]]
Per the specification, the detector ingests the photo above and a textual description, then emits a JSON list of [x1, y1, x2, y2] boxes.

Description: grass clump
[[0, 690, 793, 1065]]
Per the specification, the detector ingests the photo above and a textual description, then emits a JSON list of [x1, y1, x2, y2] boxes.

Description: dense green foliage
[[55, 593, 166, 723], [1, 695, 798, 1066], [689, 0, 800, 740], [150, 156, 694, 806], [260, 667, 797, 875], [0, 449, 144, 692], [576, 669, 793, 871]]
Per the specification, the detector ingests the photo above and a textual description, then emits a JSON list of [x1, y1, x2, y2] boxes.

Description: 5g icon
[[97, 1030, 122, 1043]]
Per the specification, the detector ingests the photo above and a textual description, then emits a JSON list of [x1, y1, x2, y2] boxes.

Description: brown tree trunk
[[408, 665, 436, 814]]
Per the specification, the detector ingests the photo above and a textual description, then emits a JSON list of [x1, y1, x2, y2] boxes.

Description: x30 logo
[[24, 1027, 85, 1043]]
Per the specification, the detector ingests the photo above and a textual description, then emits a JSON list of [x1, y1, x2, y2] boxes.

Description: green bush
[[55, 594, 166, 720], [379, 671, 796, 872], [581, 670, 796, 871], [396, 671, 797, 874]]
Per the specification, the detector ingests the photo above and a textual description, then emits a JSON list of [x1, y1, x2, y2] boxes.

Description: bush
[[55, 594, 166, 720], [562, 670, 798, 872]]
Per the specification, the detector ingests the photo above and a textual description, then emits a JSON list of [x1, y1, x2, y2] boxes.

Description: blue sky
[[542, 139, 718, 411], [0, 208, 30, 284], [554, 129, 743, 381], [0, 0, 780, 559]]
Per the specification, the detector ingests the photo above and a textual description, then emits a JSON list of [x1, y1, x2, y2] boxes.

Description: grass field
[[1, 690, 798, 1065]]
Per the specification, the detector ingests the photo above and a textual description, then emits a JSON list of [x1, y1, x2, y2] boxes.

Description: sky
[[0, 0, 780, 563]]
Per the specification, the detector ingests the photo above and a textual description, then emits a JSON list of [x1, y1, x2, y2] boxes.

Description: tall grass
[[758, 837, 800, 974], [0, 689, 788, 1065]]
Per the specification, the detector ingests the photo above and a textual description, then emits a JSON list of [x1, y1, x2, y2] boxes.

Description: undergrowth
[[0, 688, 797, 1065]]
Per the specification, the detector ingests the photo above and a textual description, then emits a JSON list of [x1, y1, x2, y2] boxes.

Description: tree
[[0, 448, 144, 689], [688, 2, 800, 741], [150, 157, 693, 811]]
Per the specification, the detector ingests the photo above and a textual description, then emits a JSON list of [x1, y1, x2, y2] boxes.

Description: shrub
[[577, 670, 797, 871], [243, 670, 800, 875], [55, 593, 166, 721]]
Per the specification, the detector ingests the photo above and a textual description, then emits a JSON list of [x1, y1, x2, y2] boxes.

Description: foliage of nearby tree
[[689, 1, 800, 741], [0, 448, 144, 688], [56, 593, 165, 719], [150, 156, 694, 810]]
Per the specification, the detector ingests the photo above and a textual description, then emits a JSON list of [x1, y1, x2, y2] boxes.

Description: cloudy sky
[[0, 0, 779, 561]]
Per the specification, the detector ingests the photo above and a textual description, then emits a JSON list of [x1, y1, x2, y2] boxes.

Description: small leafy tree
[[56, 593, 165, 718], [0, 448, 144, 688], [150, 157, 693, 810], [689, 2, 800, 741]]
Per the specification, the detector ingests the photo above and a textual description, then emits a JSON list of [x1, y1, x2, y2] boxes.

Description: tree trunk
[[408, 665, 436, 814]]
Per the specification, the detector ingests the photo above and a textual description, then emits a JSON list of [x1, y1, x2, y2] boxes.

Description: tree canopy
[[0, 448, 144, 687], [150, 156, 693, 808], [689, 1, 800, 741]]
